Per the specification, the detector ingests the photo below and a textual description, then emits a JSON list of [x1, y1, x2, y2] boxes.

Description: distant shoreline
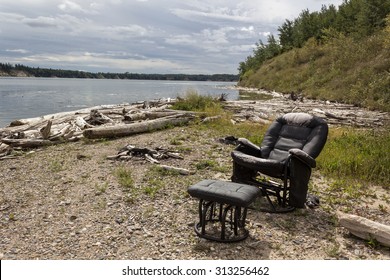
[[0, 63, 239, 82]]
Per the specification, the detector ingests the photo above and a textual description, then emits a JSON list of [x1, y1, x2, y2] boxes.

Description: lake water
[[0, 77, 238, 128]]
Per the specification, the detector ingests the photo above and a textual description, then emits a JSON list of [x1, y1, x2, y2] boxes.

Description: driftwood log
[[83, 114, 194, 139], [1, 138, 61, 148], [123, 111, 178, 122], [338, 212, 390, 247]]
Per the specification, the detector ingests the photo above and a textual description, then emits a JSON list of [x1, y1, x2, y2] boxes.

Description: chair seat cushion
[[188, 180, 260, 207], [231, 150, 285, 178]]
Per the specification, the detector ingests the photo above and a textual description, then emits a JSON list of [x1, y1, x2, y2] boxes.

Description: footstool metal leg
[[200, 200, 213, 236], [233, 206, 240, 236], [221, 204, 232, 240]]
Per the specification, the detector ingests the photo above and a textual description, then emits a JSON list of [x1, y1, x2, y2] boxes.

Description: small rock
[[354, 249, 361, 255], [76, 154, 88, 160]]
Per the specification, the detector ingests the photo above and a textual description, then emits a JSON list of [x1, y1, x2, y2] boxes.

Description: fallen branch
[[158, 165, 194, 175]]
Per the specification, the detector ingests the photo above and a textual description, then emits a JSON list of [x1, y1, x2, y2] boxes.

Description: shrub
[[172, 90, 222, 113], [115, 167, 134, 189]]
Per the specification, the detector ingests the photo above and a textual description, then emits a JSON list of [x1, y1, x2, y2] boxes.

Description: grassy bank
[[239, 31, 390, 112]]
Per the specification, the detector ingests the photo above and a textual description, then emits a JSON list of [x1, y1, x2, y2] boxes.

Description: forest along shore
[[1, 89, 389, 160]]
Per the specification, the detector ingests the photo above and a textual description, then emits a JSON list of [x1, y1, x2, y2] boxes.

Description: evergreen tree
[[278, 19, 295, 51]]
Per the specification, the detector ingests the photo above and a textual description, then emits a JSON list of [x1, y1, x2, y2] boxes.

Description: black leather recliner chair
[[231, 112, 328, 212]]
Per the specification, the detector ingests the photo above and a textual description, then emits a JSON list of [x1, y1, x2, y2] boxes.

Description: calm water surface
[[0, 77, 238, 128]]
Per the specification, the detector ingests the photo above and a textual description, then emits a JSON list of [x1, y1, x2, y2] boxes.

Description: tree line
[[238, 0, 390, 77], [0, 63, 238, 82]]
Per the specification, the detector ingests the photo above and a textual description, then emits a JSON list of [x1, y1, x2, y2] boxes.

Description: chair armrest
[[235, 138, 262, 157], [289, 148, 316, 168]]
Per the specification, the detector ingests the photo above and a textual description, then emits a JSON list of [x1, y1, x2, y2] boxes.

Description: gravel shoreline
[[1, 123, 389, 260]]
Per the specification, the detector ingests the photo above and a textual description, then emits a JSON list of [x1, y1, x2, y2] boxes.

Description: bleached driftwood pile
[[107, 144, 184, 163], [107, 144, 194, 175], [0, 98, 195, 160], [225, 89, 389, 128], [1, 89, 389, 160]]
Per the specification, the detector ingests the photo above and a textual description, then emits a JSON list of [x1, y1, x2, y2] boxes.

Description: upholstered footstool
[[188, 179, 260, 242]]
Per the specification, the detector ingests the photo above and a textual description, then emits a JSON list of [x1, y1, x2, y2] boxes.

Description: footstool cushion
[[188, 179, 260, 207]]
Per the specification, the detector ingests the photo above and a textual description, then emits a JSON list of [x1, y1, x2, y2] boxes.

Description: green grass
[[115, 166, 134, 189], [195, 159, 217, 170], [115, 166, 138, 203], [139, 165, 182, 199], [238, 90, 274, 101], [317, 128, 390, 187], [94, 182, 108, 195], [49, 160, 65, 172]]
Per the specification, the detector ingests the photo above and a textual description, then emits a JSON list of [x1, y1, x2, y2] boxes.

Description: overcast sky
[[0, 0, 344, 74]]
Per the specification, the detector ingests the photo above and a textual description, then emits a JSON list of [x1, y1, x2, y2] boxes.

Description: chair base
[[232, 176, 295, 213], [250, 195, 295, 213]]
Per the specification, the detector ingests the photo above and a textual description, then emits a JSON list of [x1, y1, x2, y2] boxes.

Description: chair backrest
[[261, 113, 328, 162]]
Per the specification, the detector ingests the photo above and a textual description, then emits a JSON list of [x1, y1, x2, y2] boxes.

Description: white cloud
[[0, 0, 345, 73], [260, 31, 271, 37], [170, 8, 252, 24], [17, 51, 181, 72], [22, 16, 58, 28], [165, 35, 197, 45], [6, 49, 30, 54], [241, 26, 254, 32], [58, 1, 83, 12], [102, 25, 149, 37], [0, 12, 25, 23], [58, 0, 100, 14]]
